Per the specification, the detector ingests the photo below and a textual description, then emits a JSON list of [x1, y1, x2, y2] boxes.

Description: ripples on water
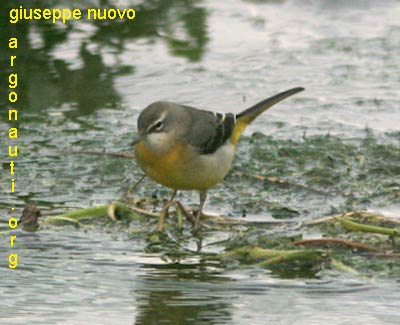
[[0, 0, 399, 323]]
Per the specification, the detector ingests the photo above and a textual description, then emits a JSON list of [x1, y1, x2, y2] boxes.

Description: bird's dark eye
[[154, 121, 163, 130]]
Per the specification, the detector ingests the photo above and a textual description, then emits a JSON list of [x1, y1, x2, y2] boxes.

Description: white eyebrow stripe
[[146, 111, 167, 132], [213, 111, 226, 123]]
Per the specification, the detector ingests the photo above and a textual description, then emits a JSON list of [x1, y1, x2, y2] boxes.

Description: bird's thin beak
[[132, 134, 145, 146]]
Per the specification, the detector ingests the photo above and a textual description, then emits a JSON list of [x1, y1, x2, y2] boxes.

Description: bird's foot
[[192, 209, 204, 234], [157, 201, 174, 232], [157, 200, 195, 232]]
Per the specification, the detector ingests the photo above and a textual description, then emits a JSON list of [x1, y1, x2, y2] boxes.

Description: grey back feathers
[[137, 101, 236, 155], [138, 87, 304, 155]]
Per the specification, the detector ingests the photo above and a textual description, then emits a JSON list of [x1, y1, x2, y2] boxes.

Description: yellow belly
[[135, 141, 234, 191]]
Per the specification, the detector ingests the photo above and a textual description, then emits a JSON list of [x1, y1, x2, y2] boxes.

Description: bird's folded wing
[[185, 108, 236, 155]]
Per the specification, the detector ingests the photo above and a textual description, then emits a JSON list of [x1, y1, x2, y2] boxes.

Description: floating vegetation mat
[[4, 131, 399, 279], [15, 202, 400, 279]]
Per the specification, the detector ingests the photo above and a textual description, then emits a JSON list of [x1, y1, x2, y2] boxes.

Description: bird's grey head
[[134, 101, 188, 152]]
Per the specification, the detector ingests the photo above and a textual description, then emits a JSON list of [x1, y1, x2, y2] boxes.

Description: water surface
[[0, 0, 399, 324]]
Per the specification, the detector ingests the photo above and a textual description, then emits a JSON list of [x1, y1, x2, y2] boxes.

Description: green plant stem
[[330, 258, 359, 275], [176, 206, 183, 230], [339, 217, 400, 237], [43, 205, 109, 222], [42, 202, 141, 224], [293, 238, 381, 252], [43, 216, 83, 226], [222, 246, 325, 266], [259, 250, 324, 266]]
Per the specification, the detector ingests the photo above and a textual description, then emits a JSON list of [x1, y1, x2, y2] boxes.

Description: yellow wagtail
[[133, 87, 304, 230]]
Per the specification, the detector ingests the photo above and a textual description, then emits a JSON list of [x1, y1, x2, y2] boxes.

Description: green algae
[[15, 130, 400, 278]]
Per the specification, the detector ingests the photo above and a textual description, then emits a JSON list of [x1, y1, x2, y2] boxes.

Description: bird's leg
[[121, 174, 146, 201], [165, 189, 178, 218], [169, 190, 177, 202], [157, 202, 173, 232], [157, 190, 177, 232], [176, 201, 196, 224], [193, 191, 207, 231]]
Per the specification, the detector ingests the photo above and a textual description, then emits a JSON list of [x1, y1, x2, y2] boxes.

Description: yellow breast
[[135, 140, 235, 191]]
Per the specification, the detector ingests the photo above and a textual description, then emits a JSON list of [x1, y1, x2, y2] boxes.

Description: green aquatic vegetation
[[222, 131, 400, 218], [11, 131, 400, 278], [16, 200, 400, 278]]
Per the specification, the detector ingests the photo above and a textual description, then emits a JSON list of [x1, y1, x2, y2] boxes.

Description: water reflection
[[92, 0, 208, 62], [135, 263, 232, 324], [0, 0, 209, 116]]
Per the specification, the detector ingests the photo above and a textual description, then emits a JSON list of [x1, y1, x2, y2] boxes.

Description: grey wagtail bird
[[132, 87, 304, 230]]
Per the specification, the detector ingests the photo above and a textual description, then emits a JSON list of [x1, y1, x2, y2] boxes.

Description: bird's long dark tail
[[231, 87, 304, 144]]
